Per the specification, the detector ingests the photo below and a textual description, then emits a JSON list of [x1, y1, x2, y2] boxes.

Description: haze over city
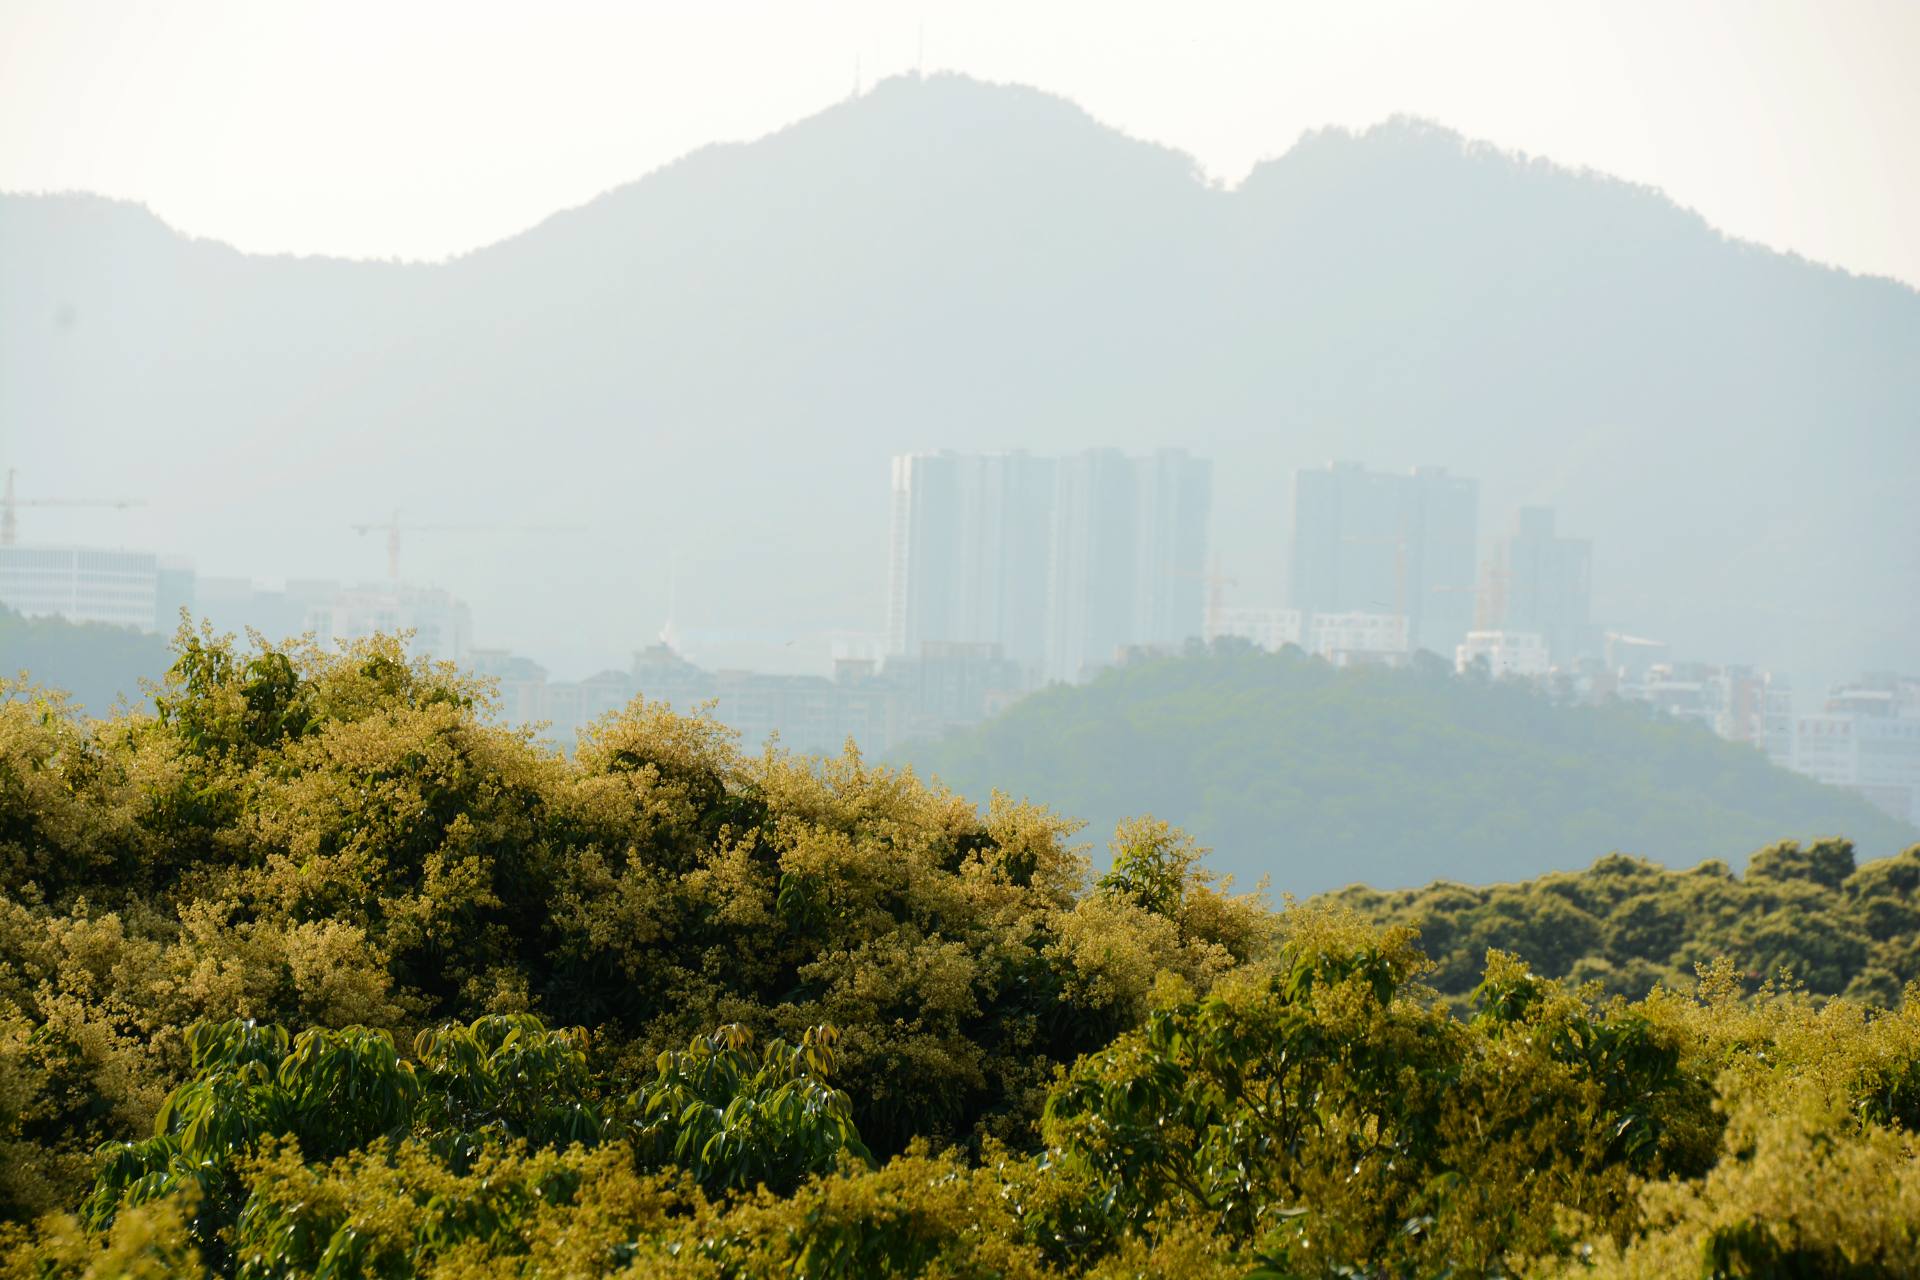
[[5, 5, 1920, 1272], [3, 3, 1916, 676]]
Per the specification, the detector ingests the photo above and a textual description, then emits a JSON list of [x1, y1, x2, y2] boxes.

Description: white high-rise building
[[888, 448, 1211, 683], [1045, 448, 1211, 682], [887, 452, 1055, 672], [1130, 448, 1214, 650], [0, 545, 163, 630]]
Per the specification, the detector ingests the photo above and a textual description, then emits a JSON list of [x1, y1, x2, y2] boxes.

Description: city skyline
[[0, 443, 1830, 689]]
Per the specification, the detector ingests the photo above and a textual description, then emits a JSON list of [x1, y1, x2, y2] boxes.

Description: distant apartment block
[[1456, 629, 1551, 678], [1489, 507, 1594, 664], [1288, 462, 1477, 659], [1618, 661, 1795, 767], [1603, 633, 1671, 684], [1205, 606, 1304, 652], [0, 545, 167, 631], [193, 576, 340, 642], [190, 576, 475, 663], [308, 583, 474, 662], [888, 448, 1211, 684], [887, 452, 1056, 671], [1793, 675, 1920, 826], [1718, 667, 1796, 764], [1307, 610, 1410, 667], [466, 649, 549, 725]]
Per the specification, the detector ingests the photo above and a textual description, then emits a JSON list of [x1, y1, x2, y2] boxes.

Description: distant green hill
[[0, 606, 169, 715], [896, 647, 1919, 895]]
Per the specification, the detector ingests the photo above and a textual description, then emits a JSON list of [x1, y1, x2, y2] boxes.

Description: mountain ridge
[[3, 72, 1915, 682], [11, 79, 1915, 297]]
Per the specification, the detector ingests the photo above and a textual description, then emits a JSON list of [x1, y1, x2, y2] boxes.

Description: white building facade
[[1793, 677, 1920, 826], [1308, 611, 1410, 667], [1455, 629, 1550, 678], [0, 545, 163, 630], [1205, 606, 1304, 652]]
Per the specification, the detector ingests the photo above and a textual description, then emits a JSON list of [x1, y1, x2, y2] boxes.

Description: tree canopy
[[2, 629, 1919, 1277]]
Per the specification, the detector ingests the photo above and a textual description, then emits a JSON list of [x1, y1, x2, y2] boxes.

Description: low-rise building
[[1455, 630, 1550, 678], [1205, 607, 1304, 652], [1793, 675, 1920, 826], [1614, 661, 1795, 768], [1308, 611, 1410, 667]]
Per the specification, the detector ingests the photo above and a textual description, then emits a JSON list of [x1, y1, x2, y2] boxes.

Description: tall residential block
[[1493, 506, 1594, 664], [888, 448, 1211, 683], [886, 451, 1056, 670], [1288, 462, 1478, 658]]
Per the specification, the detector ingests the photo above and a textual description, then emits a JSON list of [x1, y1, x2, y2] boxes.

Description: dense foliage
[[900, 645, 1917, 893], [4, 629, 1920, 1276], [1335, 839, 1920, 1006]]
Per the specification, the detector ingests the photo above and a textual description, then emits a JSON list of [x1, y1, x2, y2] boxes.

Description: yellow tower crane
[[1, 469, 144, 546]]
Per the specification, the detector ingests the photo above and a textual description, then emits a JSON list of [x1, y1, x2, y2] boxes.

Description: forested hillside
[[2, 632, 1920, 1276], [900, 646, 1917, 893], [0, 607, 168, 715]]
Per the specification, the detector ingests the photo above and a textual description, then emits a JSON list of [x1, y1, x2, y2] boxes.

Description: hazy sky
[[2, 0, 1918, 285]]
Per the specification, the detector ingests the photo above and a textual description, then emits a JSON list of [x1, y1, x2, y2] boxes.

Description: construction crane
[[1, 469, 145, 546], [1179, 559, 1240, 639], [349, 510, 581, 581]]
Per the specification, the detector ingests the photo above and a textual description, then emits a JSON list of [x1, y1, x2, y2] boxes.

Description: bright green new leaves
[[411, 1014, 604, 1164], [80, 1021, 421, 1247], [630, 1023, 872, 1195], [75, 1012, 877, 1276], [1095, 817, 1207, 918]]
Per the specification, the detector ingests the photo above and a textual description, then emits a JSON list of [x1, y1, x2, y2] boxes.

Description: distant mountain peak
[[2, 76, 1914, 690]]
